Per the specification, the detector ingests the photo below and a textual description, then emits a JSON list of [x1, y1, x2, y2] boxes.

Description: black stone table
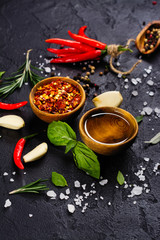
[[0, 1, 160, 239]]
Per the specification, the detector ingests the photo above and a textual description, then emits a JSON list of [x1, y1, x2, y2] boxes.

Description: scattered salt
[[108, 202, 111, 206], [132, 90, 138, 96], [4, 199, 12, 208], [81, 184, 86, 190], [100, 196, 104, 200], [149, 91, 154, 96], [3, 172, 8, 176], [128, 186, 143, 197], [155, 108, 160, 117], [59, 193, 66, 200], [67, 204, 75, 213], [143, 73, 147, 78], [12, 172, 16, 175], [74, 180, 80, 188], [44, 67, 51, 73], [10, 178, 14, 182], [117, 73, 122, 78], [66, 188, 70, 195], [147, 80, 154, 86], [124, 78, 128, 83], [99, 179, 108, 186], [143, 107, 153, 115], [144, 157, 150, 162], [29, 214, 33, 218], [133, 201, 137, 204], [124, 84, 129, 89], [143, 101, 147, 106], [131, 78, 138, 85], [116, 62, 120, 66], [144, 68, 151, 74], [47, 190, 57, 199]]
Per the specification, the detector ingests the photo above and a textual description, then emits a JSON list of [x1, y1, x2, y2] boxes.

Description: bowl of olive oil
[[79, 107, 138, 156]]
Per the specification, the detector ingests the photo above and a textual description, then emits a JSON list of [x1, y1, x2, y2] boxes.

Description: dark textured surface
[[0, 1, 160, 239]]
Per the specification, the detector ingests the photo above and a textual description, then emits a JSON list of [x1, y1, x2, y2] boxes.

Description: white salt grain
[[147, 80, 154, 86], [143, 73, 147, 78], [144, 157, 150, 162], [128, 186, 143, 197], [4, 199, 12, 208], [143, 101, 147, 106], [82, 184, 86, 190], [67, 204, 75, 213], [10, 178, 14, 182], [99, 179, 108, 186], [12, 172, 16, 175], [74, 180, 80, 188], [143, 107, 153, 115], [59, 193, 66, 200], [132, 90, 138, 96], [47, 190, 57, 199], [3, 172, 8, 176], [131, 78, 138, 85], [117, 73, 122, 78], [44, 67, 51, 73], [108, 202, 111, 206], [29, 214, 33, 218], [66, 188, 70, 195], [144, 68, 151, 74], [149, 91, 154, 96]]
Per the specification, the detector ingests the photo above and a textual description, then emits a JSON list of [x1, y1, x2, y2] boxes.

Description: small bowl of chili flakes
[[29, 77, 86, 123]]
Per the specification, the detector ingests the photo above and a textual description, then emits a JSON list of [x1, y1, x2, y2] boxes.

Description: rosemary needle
[[0, 49, 43, 98], [9, 178, 49, 195]]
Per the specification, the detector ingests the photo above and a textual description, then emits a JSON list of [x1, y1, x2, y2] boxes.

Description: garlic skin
[[0, 115, 25, 130], [92, 91, 123, 108], [23, 142, 48, 163]]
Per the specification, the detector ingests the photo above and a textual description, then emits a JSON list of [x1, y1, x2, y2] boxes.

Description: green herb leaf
[[135, 115, 143, 123], [72, 141, 100, 179], [144, 132, 160, 144], [65, 140, 77, 154], [117, 170, 125, 185], [9, 178, 49, 195], [47, 121, 77, 146], [52, 172, 68, 187], [0, 71, 5, 79], [0, 50, 43, 98]]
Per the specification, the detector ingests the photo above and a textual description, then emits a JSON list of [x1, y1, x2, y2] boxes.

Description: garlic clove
[[23, 142, 48, 163], [0, 115, 25, 130], [92, 91, 123, 108]]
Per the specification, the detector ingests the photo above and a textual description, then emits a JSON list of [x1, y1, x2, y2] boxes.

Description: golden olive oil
[[84, 113, 131, 144]]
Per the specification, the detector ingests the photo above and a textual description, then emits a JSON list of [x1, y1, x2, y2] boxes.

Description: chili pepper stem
[[24, 132, 39, 140], [118, 45, 133, 53]]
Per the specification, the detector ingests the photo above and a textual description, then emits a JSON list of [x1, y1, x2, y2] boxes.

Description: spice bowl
[[29, 77, 86, 123], [79, 107, 138, 156], [135, 20, 160, 54]]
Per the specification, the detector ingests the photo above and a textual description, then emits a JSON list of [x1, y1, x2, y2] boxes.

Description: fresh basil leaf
[[117, 170, 125, 185], [0, 71, 5, 79], [47, 121, 77, 146], [52, 172, 68, 187], [135, 115, 143, 123], [72, 141, 100, 179], [144, 132, 160, 144], [65, 140, 77, 154]]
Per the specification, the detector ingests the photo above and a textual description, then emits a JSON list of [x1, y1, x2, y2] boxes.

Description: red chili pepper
[[78, 26, 88, 38], [0, 101, 28, 110], [47, 48, 83, 54], [50, 50, 106, 63], [45, 38, 95, 52], [13, 133, 38, 169], [68, 30, 107, 50]]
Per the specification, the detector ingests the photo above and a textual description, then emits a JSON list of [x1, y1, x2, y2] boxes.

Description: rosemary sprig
[[0, 49, 43, 98], [9, 178, 49, 195]]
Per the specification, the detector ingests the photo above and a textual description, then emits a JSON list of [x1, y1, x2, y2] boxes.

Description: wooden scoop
[[135, 20, 160, 54]]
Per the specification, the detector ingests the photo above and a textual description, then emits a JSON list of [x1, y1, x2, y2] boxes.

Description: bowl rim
[[29, 76, 86, 117], [79, 106, 139, 147]]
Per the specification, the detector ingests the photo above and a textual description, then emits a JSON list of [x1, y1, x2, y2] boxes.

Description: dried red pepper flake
[[34, 79, 81, 114]]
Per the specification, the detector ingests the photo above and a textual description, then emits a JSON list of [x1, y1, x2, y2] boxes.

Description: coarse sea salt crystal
[[155, 107, 160, 117], [133, 201, 137, 204], [47, 190, 57, 199], [68, 204, 75, 213], [124, 84, 129, 89], [4, 199, 12, 208], [12, 172, 16, 175], [144, 68, 151, 74], [149, 91, 154, 96], [136, 77, 141, 83], [143, 101, 147, 106], [99, 179, 108, 186], [143, 107, 153, 115], [128, 186, 143, 197], [66, 188, 70, 195], [132, 90, 138, 96], [108, 202, 111, 206], [147, 80, 154, 86], [82, 184, 86, 190], [29, 214, 33, 218], [100, 196, 104, 200], [143, 73, 147, 78], [144, 157, 150, 162], [3, 172, 8, 176], [116, 62, 120, 66], [131, 78, 138, 85], [59, 193, 66, 200], [74, 180, 80, 188], [44, 67, 51, 73], [117, 73, 122, 78], [10, 178, 14, 182], [124, 78, 128, 83]]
